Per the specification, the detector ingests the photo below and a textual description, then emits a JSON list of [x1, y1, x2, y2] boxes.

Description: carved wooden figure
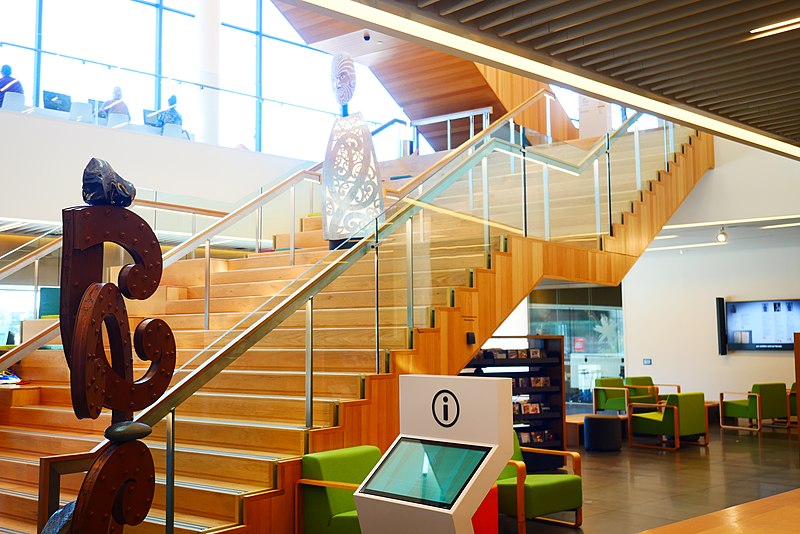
[[55, 201, 176, 532]]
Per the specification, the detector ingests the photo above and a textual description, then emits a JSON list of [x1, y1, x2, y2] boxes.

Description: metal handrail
[[386, 88, 553, 198], [133, 134, 508, 428], [410, 106, 493, 127], [0, 237, 62, 283]]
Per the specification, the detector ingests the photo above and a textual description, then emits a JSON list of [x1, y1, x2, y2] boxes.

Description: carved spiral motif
[[71, 441, 156, 532]]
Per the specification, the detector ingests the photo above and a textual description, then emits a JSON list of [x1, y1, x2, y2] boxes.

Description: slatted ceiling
[[396, 0, 800, 145]]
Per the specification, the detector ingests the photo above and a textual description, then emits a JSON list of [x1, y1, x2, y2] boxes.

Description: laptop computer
[[42, 91, 71, 112], [143, 109, 161, 127]]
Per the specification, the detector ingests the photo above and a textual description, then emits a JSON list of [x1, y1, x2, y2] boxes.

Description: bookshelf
[[461, 335, 566, 471]]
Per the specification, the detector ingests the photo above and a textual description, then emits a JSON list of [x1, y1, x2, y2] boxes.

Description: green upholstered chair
[[497, 433, 582, 532], [720, 382, 790, 432], [624, 376, 681, 401], [628, 392, 709, 451], [296, 445, 382, 534], [593, 377, 656, 414], [789, 383, 796, 424]]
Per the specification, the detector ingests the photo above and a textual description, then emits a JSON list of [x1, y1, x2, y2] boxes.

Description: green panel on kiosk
[[362, 437, 490, 509]]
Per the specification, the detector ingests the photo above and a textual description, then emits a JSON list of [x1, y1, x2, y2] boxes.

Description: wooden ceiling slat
[[577, 2, 792, 68], [687, 74, 800, 106], [748, 116, 800, 129], [621, 37, 799, 84], [726, 100, 800, 121], [531, 0, 697, 55], [704, 88, 800, 113], [665, 62, 800, 98], [550, 0, 739, 60], [477, 0, 596, 32], [454, 0, 527, 23], [647, 50, 800, 91], [437, 0, 483, 16]]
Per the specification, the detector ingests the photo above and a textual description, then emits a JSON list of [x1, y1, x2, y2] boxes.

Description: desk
[[640, 487, 800, 533]]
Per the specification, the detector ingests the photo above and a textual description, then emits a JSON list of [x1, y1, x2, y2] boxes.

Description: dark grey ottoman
[[584, 414, 622, 451]]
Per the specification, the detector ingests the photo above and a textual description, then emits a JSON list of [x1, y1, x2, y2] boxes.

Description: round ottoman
[[583, 414, 622, 451]]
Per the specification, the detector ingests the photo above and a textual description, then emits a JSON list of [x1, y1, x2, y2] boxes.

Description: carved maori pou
[[54, 161, 176, 532]]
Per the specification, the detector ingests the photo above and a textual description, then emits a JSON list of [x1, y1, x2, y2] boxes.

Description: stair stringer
[[209, 133, 716, 534]]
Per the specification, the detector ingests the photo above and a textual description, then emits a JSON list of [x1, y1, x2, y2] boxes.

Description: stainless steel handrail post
[[204, 239, 211, 330], [305, 298, 314, 431], [509, 118, 515, 173], [468, 115, 475, 210], [33, 258, 40, 318], [191, 214, 197, 259], [406, 218, 414, 331], [165, 409, 175, 534], [256, 186, 264, 253], [605, 133, 613, 236], [593, 159, 601, 236], [374, 219, 381, 373], [447, 119, 452, 150], [634, 120, 642, 190], [521, 143, 528, 237], [290, 185, 296, 267]]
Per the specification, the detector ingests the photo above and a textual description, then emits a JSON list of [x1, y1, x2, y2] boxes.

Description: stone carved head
[[332, 53, 356, 106]]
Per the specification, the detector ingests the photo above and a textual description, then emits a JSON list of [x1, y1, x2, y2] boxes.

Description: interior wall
[[623, 138, 800, 398], [0, 110, 309, 223]]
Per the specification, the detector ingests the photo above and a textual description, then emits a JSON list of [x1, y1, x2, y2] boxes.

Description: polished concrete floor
[[500, 425, 800, 533]]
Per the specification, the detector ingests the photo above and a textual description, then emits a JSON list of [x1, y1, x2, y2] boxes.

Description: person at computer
[[100, 86, 130, 120], [158, 95, 182, 128], [0, 65, 23, 107]]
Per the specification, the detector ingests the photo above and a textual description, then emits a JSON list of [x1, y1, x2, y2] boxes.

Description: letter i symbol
[[443, 396, 449, 421]]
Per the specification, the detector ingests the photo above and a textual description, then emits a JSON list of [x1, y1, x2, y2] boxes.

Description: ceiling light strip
[[295, 0, 800, 160], [664, 213, 800, 230], [751, 16, 800, 33], [646, 242, 728, 252], [748, 21, 800, 40]]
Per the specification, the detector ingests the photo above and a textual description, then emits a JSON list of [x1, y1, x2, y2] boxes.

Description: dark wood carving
[[55, 204, 176, 532]]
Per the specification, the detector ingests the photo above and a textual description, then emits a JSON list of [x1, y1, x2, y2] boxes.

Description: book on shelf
[[528, 348, 542, 358]]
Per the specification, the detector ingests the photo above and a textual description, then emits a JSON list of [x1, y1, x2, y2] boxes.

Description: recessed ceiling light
[[715, 227, 728, 243]]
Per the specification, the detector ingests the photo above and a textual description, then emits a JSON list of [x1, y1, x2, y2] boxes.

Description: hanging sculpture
[[44, 158, 176, 533], [322, 53, 384, 245]]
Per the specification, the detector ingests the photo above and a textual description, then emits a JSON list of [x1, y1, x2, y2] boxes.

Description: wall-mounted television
[[718, 298, 800, 352]]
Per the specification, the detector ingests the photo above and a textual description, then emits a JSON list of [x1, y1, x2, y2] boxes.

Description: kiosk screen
[[361, 437, 490, 509]]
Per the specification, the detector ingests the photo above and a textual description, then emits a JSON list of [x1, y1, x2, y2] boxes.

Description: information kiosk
[[354, 375, 512, 534]]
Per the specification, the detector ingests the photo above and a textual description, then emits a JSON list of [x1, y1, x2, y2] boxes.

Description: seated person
[[158, 94, 182, 128], [99, 86, 130, 120], [0, 64, 23, 107]]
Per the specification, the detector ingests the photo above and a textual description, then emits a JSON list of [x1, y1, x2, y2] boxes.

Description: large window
[[3, 0, 410, 162]]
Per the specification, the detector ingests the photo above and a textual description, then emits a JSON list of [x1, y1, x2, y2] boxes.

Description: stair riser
[[164, 287, 449, 314], [178, 395, 336, 426], [149, 420, 305, 456], [0, 491, 37, 522], [172, 326, 407, 350], [186, 371, 363, 399], [186, 269, 469, 299], [0, 429, 99, 456]]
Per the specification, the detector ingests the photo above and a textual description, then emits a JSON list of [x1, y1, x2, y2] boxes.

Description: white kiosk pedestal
[[354, 375, 512, 534]]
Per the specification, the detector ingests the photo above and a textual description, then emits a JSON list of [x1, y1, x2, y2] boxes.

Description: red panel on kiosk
[[471, 484, 498, 534]]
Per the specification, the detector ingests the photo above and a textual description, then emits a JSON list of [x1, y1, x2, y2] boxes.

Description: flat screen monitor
[[725, 299, 800, 351], [143, 109, 160, 127], [361, 437, 490, 510], [43, 91, 71, 112]]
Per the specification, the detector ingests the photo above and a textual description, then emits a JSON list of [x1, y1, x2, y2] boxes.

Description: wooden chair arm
[[297, 478, 360, 491], [519, 447, 582, 476], [719, 391, 756, 399], [627, 402, 662, 410], [596, 386, 629, 392], [654, 383, 681, 393], [506, 460, 527, 530]]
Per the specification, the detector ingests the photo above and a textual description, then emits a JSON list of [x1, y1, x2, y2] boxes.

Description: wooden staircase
[[0, 130, 713, 533]]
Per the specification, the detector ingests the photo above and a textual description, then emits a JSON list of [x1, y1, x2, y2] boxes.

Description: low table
[[705, 400, 720, 426], [565, 413, 626, 447]]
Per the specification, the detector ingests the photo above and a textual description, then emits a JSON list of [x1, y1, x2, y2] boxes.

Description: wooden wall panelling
[[475, 64, 579, 142]]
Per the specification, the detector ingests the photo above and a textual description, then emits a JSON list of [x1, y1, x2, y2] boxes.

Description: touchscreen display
[[361, 437, 490, 509]]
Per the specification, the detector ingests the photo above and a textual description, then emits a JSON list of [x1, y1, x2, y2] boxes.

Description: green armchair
[[497, 433, 582, 532], [628, 392, 709, 451], [625, 376, 681, 400], [720, 382, 790, 432], [296, 445, 382, 534], [789, 383, 796, 424], [593, 377, 657, 414]]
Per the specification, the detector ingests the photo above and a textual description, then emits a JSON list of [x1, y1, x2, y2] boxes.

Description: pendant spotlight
[[715, 227, 728, 243]]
